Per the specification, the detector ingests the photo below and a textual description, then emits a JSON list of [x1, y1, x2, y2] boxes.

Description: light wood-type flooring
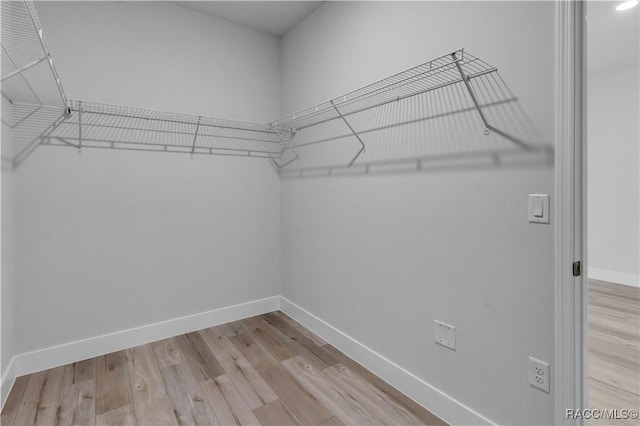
[[589, 279, 640, 425], [1, 311, 446, 425]]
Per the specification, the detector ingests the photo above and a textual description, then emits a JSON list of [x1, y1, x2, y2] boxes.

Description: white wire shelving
[[2, 1, 548, 174], [43, 100, 291, 160], [269, 48, 547, 176], [1, 0, 67, 106]]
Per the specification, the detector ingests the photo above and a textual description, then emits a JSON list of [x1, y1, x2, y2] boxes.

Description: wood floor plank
[[240, 316, 331, 371], [589, 378, 640, 426], [34, 366, 65, 425], [219, 321, 247, 338], [281, 355, 376, 426], [95, 404, 136, 426], [57, 378, 96, 426], [271, 311, 328, 346], [0, 375, 29, 426], [175, 332, 226, 382], [321, 345, 446, 425], [202, 326, 277, 405], [239, 316, 299, 362], [151, 336, 186, 369], [263, 313, 340, 368], [253, 400, 300, 426], [126, 345, 177, 425], [160, 362, 219, 425], [95, 351, 132, 416], [324, 364, 423, 425], [588, 279, 640, 421], [318, 417, 345, 426], [12, 371, 48, 426], [213, 374, 260, 426], [73, 358, 97, 384], [200, 379, 238, 426], [230, 331, 333, 425], [199, 327, 276, 409], [2, 313, 448, 426]]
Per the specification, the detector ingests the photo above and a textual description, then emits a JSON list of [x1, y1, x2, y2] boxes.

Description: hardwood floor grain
[[126, 345, 176, 425], [214, 374, 260, 425], [160, 362, 217, 425], [96, 351, 133, 416], [2, 313, 446, 425], [588, 279, 640, 426], [253, 400, 300, 425], [57, 378, 96, 426], [230, 328, 334, 425]]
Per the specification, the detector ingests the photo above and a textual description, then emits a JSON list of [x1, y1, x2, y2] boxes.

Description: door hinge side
[[573, 261, 582, 277]]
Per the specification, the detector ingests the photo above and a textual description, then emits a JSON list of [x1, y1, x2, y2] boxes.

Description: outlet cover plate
[[434, 320, 456, 351], [529, 356, 550, 393]]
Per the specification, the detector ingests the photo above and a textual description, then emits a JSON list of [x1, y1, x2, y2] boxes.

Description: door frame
[[554, 1, 587, 424]]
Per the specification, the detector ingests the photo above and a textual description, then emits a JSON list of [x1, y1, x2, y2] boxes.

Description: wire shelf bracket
[[330, 99, 366, 167]]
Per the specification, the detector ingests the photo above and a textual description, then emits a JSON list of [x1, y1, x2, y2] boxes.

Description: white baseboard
[[588, 267, 639, 288], [280, 296, 496, 426], [14, 295, 280, 378], [1, 356, 16, 410]]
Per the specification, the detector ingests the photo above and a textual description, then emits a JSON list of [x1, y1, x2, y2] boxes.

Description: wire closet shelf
[[269, 48, 535, 174], [46, 100, 291, 159], [3, 1, 539, 172]]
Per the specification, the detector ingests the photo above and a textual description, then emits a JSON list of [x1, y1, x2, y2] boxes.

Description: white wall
[[280, 2, 555, 425], [587, 68, 639, 287], [1, 96, 17, 403], [14, 2, 281, 354]]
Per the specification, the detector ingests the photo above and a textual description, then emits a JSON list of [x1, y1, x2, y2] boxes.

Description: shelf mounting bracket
[[452, 52, 530, 150], [78, 102, 82, 154], [330, 100, 365, 166], [190, 116, 201, 157], [274, 126, 298, 162], [452, 52, 491, 136]]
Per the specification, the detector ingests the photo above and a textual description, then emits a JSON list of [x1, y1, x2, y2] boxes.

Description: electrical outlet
[[434, 320, 456, 350], [529, 356, 550, 393]]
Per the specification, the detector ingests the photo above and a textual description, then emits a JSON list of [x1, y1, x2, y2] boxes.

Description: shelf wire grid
[[272, 49, 494, 132], [1, 0, 67, 106], [2, 0, 545, 174], [275, 50, 549, 176], [42, 101, 287, 158]]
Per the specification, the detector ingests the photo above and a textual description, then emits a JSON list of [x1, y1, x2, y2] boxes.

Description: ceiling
[[176, 1, 323, 37], [587, 0, 639, 73]]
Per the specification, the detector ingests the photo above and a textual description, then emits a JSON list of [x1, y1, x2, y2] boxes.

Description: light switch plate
[[528, 194, 550, 224], [434, 320, 456, 350]]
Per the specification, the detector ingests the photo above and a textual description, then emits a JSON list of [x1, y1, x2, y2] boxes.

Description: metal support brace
[[1, 56, 46, 82], [267, 156, 281, 175], [278, 156, 298, 168], [452, 52, 491, 135], [452, 52, 530, 150], [24, 0, 68, 106], [190, 116, 201, 156], [1, 90, 13, 104], [330, 100, 365, 166], [273, 126, 298, 162], [78, 103, 82, 153]]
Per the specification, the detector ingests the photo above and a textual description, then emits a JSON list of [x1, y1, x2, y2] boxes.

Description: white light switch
[[533, 200, 544, 217], [528, 194, 550, 224]]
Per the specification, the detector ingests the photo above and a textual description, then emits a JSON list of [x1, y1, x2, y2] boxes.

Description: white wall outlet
[[434, 320, 456, 351], [529, 356, 550, 393]]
